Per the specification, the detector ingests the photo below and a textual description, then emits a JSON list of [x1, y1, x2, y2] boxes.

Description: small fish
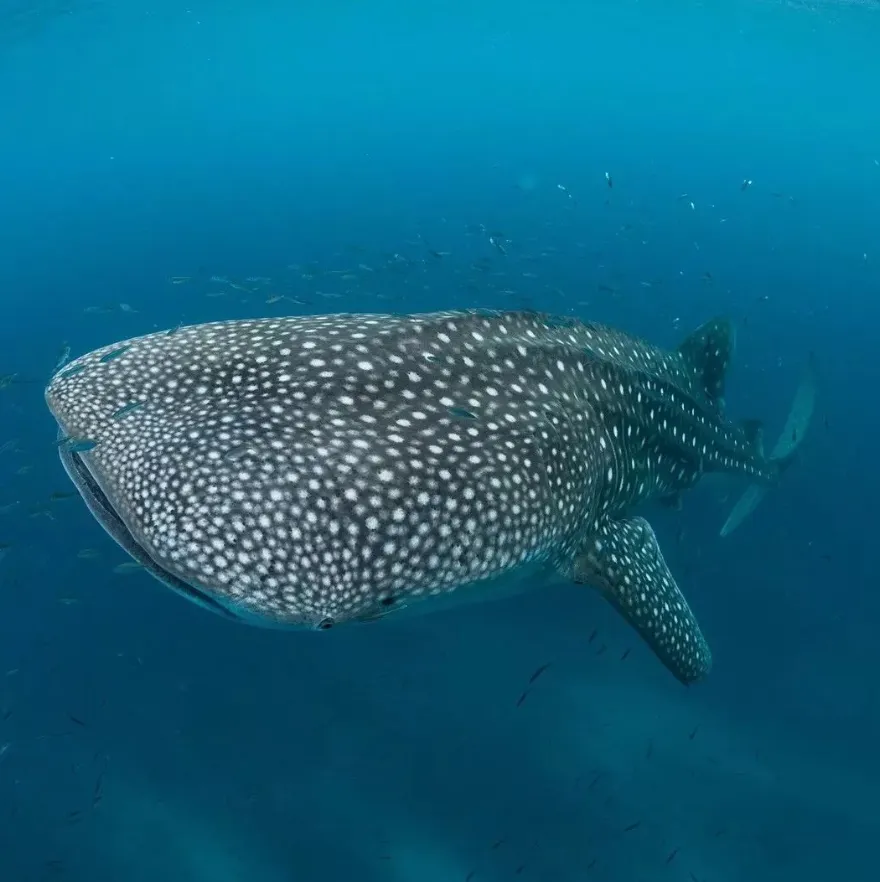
[[57, 437, 98, 454], [54, 343, 71, 372], [111, 402, 143, 420], [528, 663, 551, 685], [77, 548, 101, 560], [448, 407, 478, 421], [488, 236, 507, 256], [113, 561, 143, 574], [99, 345, 131, 364], [93, 772, 104, 806], [741, 179, 753, 191], [49, 491, 77, 501], [58, 364, 86, 379], [605, 171, 613, 188]]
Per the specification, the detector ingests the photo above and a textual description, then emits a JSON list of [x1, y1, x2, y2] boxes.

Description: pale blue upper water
[[1, 1, 878, 880]]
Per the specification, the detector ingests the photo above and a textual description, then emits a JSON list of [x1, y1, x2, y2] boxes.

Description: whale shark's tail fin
[[720, 352, 817, 537]]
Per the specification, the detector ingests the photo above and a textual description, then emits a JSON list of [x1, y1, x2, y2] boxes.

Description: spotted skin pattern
[[566, 516, 711, 684], [46, 310, 782, 684]]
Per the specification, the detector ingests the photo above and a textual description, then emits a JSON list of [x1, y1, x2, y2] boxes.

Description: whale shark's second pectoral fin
[[564, 517, 712, 685]]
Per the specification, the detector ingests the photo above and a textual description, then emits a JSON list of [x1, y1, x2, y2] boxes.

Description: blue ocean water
[[1, 0, 878, 879]]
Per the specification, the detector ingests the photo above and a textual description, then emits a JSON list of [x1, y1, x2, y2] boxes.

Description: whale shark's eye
[[317, 618, 334, 630], [380, 595, 396, 607]]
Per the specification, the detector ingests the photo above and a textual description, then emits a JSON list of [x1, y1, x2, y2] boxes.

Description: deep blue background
[[1, 1, 878, 880]]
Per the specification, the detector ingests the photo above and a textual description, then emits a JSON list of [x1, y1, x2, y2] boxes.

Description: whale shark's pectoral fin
[[564, 516, 712, 685]]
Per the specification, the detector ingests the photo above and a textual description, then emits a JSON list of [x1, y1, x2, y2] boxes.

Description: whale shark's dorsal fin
[[677, 317, 735, 414], [565, 516, 712, 685]]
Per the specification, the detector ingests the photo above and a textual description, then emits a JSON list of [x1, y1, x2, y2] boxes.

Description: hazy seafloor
[[1, 1, 878, 880]]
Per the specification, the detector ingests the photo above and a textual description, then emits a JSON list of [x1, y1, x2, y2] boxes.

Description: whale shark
[[45, 310, 814, 684]]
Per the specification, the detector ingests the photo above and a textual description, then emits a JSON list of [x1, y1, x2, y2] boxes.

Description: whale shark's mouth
[[58, 436, 243, 622]]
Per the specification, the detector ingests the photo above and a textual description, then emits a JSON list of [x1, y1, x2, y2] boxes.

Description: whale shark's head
[[46, 312, 592, 629]]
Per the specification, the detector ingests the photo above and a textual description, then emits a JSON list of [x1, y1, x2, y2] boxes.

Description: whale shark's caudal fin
[[720, 353, 817, 537], [566, 516, 712, 685]]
